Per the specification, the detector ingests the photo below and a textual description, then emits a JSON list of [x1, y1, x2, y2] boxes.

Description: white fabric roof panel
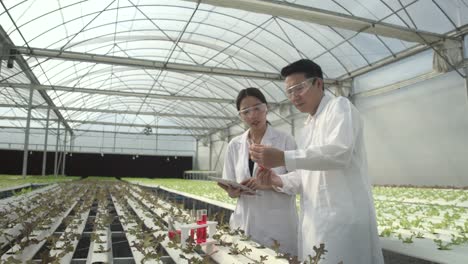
[[0, 0, 466, 138]]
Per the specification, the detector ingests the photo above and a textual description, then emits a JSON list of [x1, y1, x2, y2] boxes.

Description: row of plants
[[124, 178, 468, 251], [0, 180, 329, 263], [0, 184, 69, 250], [373, 186, 468, 205], [0, 183, 88, 263], [47, 184, 96, 263], [0, 175, 79, 189], [375, 199, 468, 249], [123, 178, 238, 205], [126, 183, 328, 264]]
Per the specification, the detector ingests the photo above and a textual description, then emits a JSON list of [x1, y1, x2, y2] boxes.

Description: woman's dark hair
[[236, 87, 268, 111]]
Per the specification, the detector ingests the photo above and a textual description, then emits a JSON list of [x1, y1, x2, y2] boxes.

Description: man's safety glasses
[[238, 103, 267, 118], [285, 77, 320, 99]]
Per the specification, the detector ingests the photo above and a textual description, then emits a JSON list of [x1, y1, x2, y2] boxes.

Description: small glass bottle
[[196, 209, 207, 243]]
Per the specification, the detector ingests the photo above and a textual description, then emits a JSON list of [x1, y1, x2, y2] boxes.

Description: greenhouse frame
[[0, 0, 467, 263]]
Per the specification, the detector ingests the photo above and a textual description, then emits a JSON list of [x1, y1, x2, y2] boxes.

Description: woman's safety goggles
[[238, 103, 267, 118], [285, 77, 320, 99]]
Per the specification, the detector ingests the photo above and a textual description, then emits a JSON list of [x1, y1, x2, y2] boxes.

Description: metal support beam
[[463, 36, 468, 101], [154, 125, 159, 154], [341, 25, 468, 83], [41, 107, 50, 176], [465, 59, 468, 101], [213, 141, 226, 171], [194, 139, 199, 170], [0, 125, 205, 137], [342, 45, 429, 82], [15, 47, 280, 80], [208, 138, 212, 170], [21, 86, 34, 178], [0, 115, 217, 130], [0, 26, 73, 135], [352, 71, 443, 98], [0, 82, 236, 105], [61, 131, 67, 176], [182, 0, 446, 44], [113, 129, 117, 152], [54, 122, 60, 177], [13, 47, 339, 85], [70, 134, 74, 154], [0, 102, 236, 120]]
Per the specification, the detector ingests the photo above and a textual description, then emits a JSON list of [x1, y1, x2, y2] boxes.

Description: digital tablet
[[208, 177, 258, 195]]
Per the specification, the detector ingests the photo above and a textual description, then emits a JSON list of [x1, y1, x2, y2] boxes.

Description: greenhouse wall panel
[[196, 144, 211, 171], [353, 50, 434, 94], [211, 140, 228, 173], [355, 71, 468, 187]]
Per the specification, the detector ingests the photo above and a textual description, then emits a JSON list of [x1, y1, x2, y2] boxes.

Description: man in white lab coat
[[251, 59, 384, 264]]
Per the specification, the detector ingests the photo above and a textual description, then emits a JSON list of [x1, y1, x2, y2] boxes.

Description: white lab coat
[[222, 125, 298, 255], [279, 94, 384, 264]]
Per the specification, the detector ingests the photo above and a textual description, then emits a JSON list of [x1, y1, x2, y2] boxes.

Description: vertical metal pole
[[70, 135, 75, 155], [208, 138, 212, 171], [100, 129, 104, 154], [22, 86, 34, 178], [349, 80, 356, 104], [54, 122, 61, 177], [464, 59, 467, 101], [61, 130, 67, 176], [113, 131, 117, 152], [42, 107, 50, 176], [463, 36, 468, 100], [155, 131, 158, 155], [155, 117, 159, 155], [213, 142, 226, 172], [69, 134, 74, 157], [113, 114, 117, 152], [194, 139, 199, 170]]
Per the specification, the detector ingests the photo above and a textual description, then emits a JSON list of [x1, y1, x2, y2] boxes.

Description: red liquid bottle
[[201, 213, 207, 242], [196, 209, 207, 243], [168, 230, 181, 240]]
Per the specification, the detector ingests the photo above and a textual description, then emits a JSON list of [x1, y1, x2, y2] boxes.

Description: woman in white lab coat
[[220, 87, 298, 255], [251, 60, 384, 264]]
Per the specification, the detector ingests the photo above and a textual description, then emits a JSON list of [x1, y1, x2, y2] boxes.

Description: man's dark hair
[[281, 59, 323, 80], [236, 87, 268, 111]]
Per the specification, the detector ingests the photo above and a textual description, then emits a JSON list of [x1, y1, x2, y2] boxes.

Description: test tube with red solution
[[168, 230, 181, 240], [196, 209, 207, 243]]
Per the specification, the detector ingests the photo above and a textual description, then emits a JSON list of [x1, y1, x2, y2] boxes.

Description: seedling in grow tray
[[434, 239, 452, 250], [306, 243, 327, 264]]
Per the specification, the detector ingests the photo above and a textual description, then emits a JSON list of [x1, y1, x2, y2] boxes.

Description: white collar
[[304, 93, 332, 124], [241, 124, 276, 143]]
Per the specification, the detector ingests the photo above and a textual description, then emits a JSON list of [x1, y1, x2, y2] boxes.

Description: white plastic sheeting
[[355, 71, 468, 187], [353, 50, 434, 93], [0, 0, 467, 177]]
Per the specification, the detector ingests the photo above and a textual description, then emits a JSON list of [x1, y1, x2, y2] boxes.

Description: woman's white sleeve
[[222, 142, 236, 181]]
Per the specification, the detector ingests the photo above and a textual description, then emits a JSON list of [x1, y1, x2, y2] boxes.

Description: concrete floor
[[383, 250, 441, 264]]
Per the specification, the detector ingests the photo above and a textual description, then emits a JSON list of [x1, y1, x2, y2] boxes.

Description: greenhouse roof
[[0, 0, 467, 138]]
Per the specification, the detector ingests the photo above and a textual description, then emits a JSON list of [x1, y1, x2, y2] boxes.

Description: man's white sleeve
[[275, 171, 302, 195], [284, 97, 361, 171]]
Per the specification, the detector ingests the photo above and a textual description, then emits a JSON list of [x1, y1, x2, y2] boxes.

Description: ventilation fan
[[143, 126, 152, 135]]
